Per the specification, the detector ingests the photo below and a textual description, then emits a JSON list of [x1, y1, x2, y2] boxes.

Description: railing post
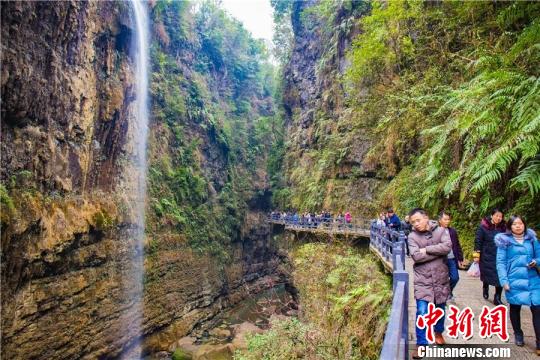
[[398, 231, 407, 269], [394, 266, 409, 359], [370, 222, 375, 247], [403, 272, 409, 359], [379, 227, 384, 256], [369, 220, 409, 360], [392, 241, 401, 270], [392, 232, 406, 271]]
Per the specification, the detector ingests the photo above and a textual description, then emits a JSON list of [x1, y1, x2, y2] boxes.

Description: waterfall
[[125, 0, 149, 358], [133, 0, 149, 177]]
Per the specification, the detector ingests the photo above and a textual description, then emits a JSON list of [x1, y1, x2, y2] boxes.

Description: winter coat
[[448, 227, 464, 262], [400, 221, 412, 236], [495, 229, 540, 306], [408, 222, 452, 304], [386, 214, 401, 230], [475, 218, 506, 286]]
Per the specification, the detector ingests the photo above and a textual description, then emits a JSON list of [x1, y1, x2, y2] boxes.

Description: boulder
[[169, 336, 199, 355], [230, 322, 264, 350], [153, 351, 172, 360], [193, 344, 234, 360], [208, 327, 231, 338]]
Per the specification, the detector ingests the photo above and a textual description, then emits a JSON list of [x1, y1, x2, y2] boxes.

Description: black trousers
[[509, 304, 540, 343], [483, 282, 502, 296]]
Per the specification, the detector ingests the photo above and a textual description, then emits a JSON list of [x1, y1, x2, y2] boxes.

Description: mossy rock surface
[[172, 348, 192, 360]]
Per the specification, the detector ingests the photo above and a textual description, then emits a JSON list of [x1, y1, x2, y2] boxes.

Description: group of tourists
[[375, 208, 463, 298], [375, 208, 414, 255], [269, 210, 353, 227], [406, 208, 539, 358], [270, 207, 539, 356], [474, 209, 540, 351], [376, 208, 405, 231]]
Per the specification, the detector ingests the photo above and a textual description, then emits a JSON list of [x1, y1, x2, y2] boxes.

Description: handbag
[[467, 262, 481, 277]]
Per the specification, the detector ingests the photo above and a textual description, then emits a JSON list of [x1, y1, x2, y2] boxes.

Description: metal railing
[[370, 222, 409, 360]]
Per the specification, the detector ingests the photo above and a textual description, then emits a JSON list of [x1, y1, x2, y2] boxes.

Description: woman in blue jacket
[[495, 215, 540, 354]]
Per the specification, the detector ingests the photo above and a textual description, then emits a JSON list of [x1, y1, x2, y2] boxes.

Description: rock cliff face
[[1, 1, 282, 358], [282, 1, 385, 214], [1, 1, 132, 193]]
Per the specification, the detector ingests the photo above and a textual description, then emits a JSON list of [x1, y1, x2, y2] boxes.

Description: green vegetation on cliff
[[346, 1, 540, 222], [276, 0, 540, 256], [275, 0, 380, 214], [146, 0, 279, 261], [235, 242, 391, 360], [235, 243, 392, 360], [346, 1, 540, 255]]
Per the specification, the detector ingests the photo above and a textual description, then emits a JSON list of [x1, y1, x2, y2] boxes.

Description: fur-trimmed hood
[[481, 217, 506, 232], [495, 228, 537, 249]]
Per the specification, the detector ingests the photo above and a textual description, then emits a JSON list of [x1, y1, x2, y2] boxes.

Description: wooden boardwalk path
[[404, 256, 538, 359]]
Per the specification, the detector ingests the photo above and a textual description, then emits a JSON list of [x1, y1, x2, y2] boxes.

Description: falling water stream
[[125, 0, 149, 358]]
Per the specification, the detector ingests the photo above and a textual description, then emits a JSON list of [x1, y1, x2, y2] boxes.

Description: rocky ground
[[146, 283, 299, 360]]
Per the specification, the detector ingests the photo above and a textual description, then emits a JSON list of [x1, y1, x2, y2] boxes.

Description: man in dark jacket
[[385, 208, 401, 230], [401, 215, 412, 256], [408, 208, 452, 359], [438, 211, 463, 301]]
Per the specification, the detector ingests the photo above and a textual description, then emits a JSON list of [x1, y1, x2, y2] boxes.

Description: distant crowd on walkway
[[375, 208, 412, 233], [269, 210, 355, 228]]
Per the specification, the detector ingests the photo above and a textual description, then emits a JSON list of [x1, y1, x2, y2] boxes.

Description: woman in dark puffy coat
[[474, 208, 506, 305]]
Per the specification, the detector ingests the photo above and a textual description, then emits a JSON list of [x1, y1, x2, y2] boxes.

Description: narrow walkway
[[268, 218, 371, 237], [404, 256, 538, 359]]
